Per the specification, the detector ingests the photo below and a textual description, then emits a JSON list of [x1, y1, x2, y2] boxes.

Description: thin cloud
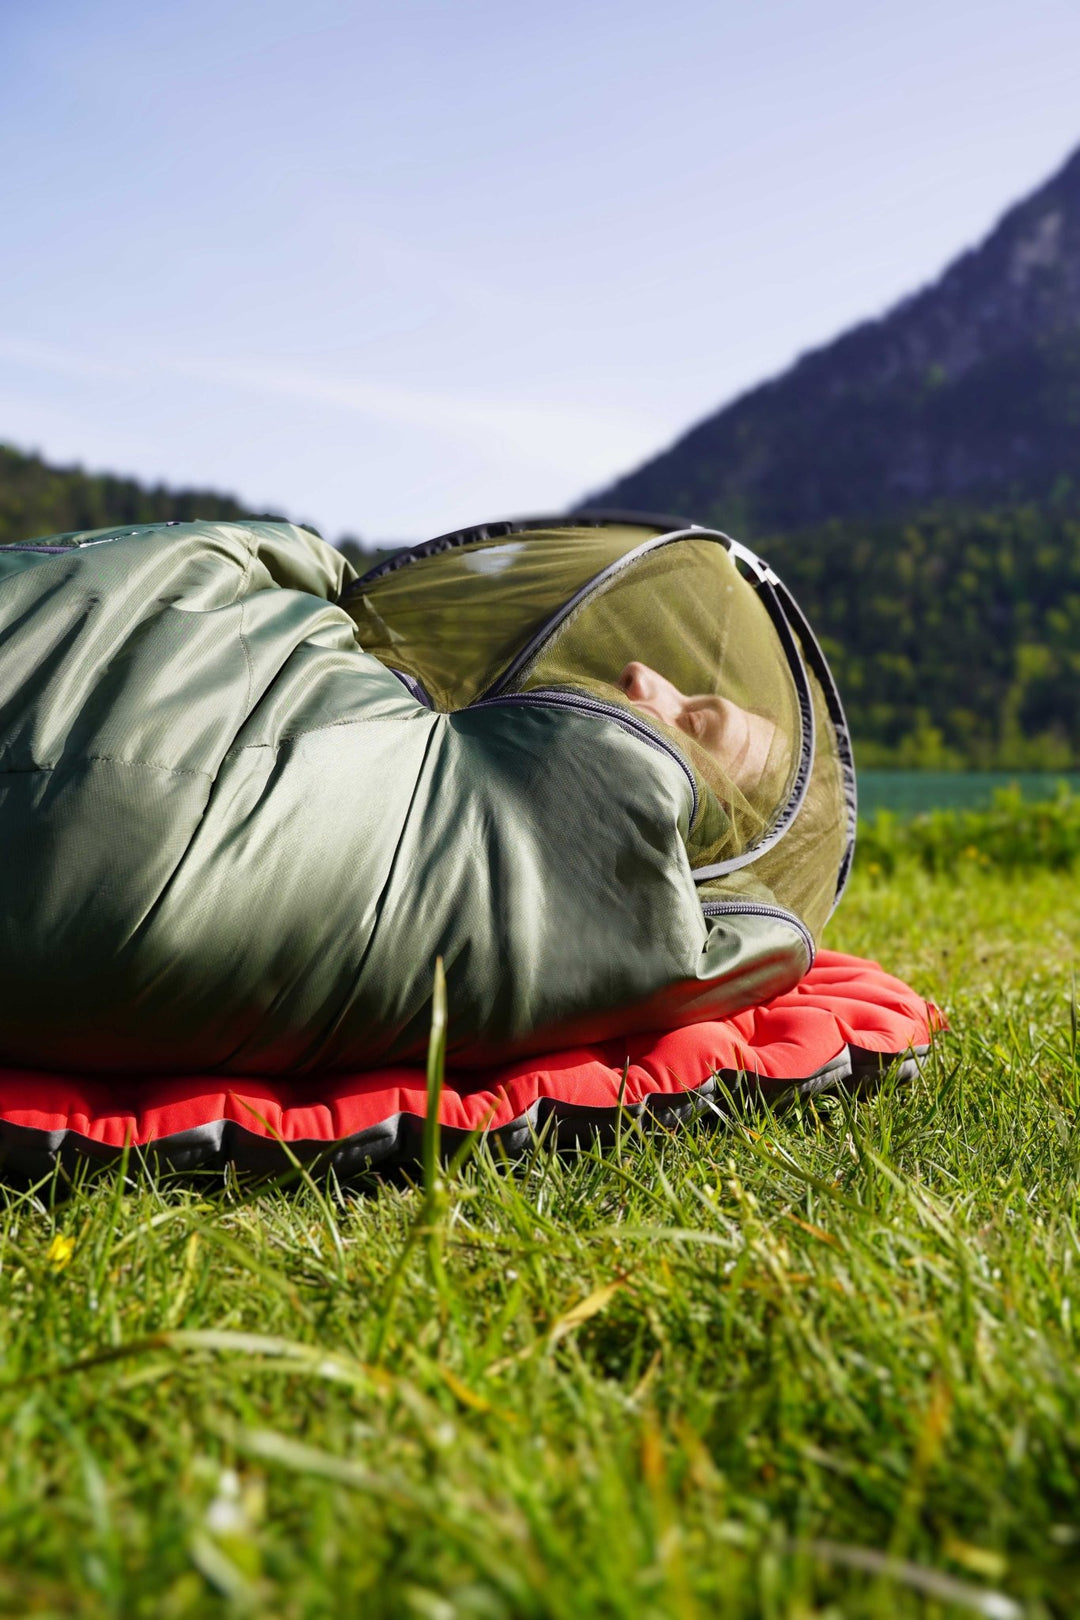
[[0, 334, 664, 484]]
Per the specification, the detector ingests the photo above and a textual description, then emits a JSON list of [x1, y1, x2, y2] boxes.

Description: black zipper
[[0, 543, 74, 554], [471, 687, 699, 825], [0, 538, 126, 554], [389, 669, 434, 707], [700, 900, 815, 967]]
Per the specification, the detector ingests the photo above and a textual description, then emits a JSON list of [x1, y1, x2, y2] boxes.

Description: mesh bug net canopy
[[346, 515, 856, 946]]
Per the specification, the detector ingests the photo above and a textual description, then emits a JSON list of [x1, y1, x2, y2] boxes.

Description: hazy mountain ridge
[[0, 443, 263, 545], [0, 443, 403, 570], [591, 145, 1080, 532]]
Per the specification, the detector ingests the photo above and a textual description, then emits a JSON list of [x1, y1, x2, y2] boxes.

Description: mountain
[[590, 145, 1080, 534], [0, 442, 264, 545]]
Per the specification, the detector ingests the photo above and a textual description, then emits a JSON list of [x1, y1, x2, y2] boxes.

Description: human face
[[618, 662, 777, 795]]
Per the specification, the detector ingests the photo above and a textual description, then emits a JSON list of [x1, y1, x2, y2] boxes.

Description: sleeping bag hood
[[0, 513, 855, 1076]]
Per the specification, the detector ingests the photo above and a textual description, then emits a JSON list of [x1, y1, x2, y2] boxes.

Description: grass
[[0, 861, 1078, 1617]]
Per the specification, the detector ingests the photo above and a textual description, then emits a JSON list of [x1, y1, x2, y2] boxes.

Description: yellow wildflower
[[45, 1233, 75, 1273]]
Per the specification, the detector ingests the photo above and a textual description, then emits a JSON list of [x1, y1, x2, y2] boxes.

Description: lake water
[[857, 770, 1080, 819]]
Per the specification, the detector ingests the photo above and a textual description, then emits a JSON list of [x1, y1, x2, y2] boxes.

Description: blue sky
[[2, 0, 1079, 541]]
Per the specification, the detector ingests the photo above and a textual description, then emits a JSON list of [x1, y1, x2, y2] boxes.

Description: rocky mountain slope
[[590, 145, 1080, 534]]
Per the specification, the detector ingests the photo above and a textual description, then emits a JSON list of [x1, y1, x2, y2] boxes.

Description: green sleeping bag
[[0, 514, 855, 1074]]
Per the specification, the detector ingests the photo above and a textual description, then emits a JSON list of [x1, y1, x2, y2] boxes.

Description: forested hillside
[[0, 443, 266, 544], [592, 144, 1080, 535], [0, 442, 400, 570], [764, 503, 1080, 768]]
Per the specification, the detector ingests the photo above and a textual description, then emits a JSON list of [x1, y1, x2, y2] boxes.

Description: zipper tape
[[700, 900, 815, 968]]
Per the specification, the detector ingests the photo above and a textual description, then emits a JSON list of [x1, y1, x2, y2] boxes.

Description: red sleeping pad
[[0, 953, 942, 1178]]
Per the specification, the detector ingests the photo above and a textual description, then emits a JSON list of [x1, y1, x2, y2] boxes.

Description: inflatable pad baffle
[[0, 954, 942, 1178]]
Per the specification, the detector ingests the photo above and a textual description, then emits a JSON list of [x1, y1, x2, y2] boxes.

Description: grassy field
[[1, 857, 1078, 1617]]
